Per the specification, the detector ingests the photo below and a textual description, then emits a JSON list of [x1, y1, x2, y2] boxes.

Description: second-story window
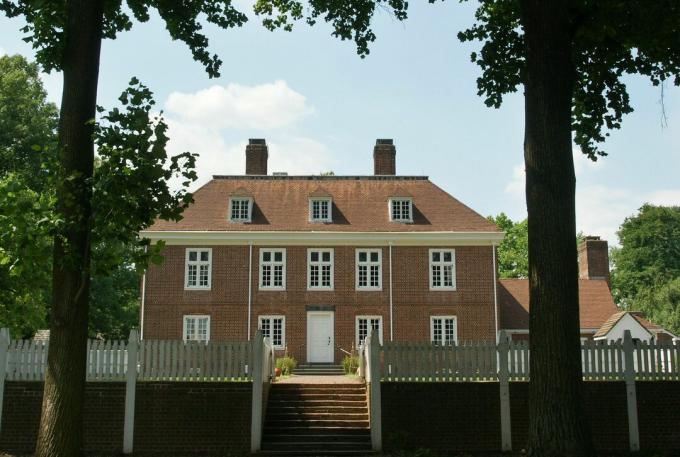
[[230, 197, 252, 222], [260, 249, 286, 290], [356, 249, 382, 290], [389, 198, 413, 222], [429, 249, 456, 290], [308, 249, 334, 290], [185, 248, 211, 289], [310, 198, 332, 222]]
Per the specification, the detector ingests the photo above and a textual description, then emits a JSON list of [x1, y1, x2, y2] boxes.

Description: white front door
[[307, 311, 334, 363]]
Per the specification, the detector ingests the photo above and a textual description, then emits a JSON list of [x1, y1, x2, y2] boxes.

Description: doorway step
[[293, 363, 345, 376]]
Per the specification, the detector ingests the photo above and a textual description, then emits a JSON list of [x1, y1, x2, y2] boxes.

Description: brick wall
[[144, 244, 497, 362], [133, 382, 251, 455], [0, 381, 126, 455], [382, 382, 502, 453], [509, 381, 629, 452], [637, 381, 680, 451]]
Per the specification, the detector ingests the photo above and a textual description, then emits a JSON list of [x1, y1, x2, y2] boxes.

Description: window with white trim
[[229, 197, 252, 222], [430, 316, 457, 345], [356, 316, 383, 347], [259, 315, 285, 349], [183, 315, 210, 342], [309, 198, 332, 222], [185, 248, 212, 289], [356, 249, 382, 290], [308, 249, 334, 290], [260, 249, 286, 290], [389, 198, 413, 222], [429, 249, 456, 290]]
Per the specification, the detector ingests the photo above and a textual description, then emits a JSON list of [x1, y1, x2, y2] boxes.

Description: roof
[[593, 311, 665, 339], [498, 279, 619, 330], [146, 176, 501, 233]]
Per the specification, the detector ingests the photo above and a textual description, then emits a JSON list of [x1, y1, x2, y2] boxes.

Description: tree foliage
[[489, 213, 529, 279], [457, 0, 680, 159], [611, 204, 680, 334]]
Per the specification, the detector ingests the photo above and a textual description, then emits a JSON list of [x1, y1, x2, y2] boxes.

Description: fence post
[[623, 330, 640, 452], [368, 332, 382, 452], [123, 329, 139, 454], [0, 328, 9, 434], [251, 330, 264, 453], [498, 330, 512, 451]]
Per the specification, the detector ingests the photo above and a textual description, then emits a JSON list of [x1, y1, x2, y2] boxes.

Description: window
[[259, 315, 285, 349], [309, 198, 332, 222], [308, 249, 334, 290], [183, 315, 210, 342], [229, 197, 252, 222], [260, 249, 286, 290], [356, 249, 382, 290], [429, 249, 456, 290], [389, 198, 413, 222], [185, 248, 212, 289], [430, 316, 457, 345], [356, 316, 383, 347]]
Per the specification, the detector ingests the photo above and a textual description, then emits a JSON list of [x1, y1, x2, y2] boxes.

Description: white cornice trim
[[140, 230, 505, 246]]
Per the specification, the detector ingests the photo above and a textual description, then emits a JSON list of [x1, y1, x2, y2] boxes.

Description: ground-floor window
[[356, 315, 383, 347], [259, 315, 286, 349], [430, 316, 457, 345], [183, 315, 210, 342]]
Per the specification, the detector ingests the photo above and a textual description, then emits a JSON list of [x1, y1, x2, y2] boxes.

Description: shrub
[[342, 355, 359, 374], [276, 356, 297, 375]]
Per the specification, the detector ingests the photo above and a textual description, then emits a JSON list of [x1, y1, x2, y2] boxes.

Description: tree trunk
[[519, 1, 594, 456], [35, 1, 104, 456]]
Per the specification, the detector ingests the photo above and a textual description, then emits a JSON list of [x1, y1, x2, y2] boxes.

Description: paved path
[[274, 374, 363, 384]]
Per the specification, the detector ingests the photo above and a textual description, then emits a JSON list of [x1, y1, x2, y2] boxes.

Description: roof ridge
[[211, 175, 429, 181]]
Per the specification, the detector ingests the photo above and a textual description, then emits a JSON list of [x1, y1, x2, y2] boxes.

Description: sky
[[1, 2, 679, 245]]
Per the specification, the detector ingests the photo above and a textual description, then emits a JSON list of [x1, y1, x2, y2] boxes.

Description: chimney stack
[[245, 139, 268, 175], [373, 139, 396, 175], [578, 236, 610, 285]]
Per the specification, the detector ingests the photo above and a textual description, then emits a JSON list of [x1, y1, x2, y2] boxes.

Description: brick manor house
[[139, 139, 675, 363]]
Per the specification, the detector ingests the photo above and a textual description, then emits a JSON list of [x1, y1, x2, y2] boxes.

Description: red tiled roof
[[498, 279, 619, 330], [147, 176, 501, 233]]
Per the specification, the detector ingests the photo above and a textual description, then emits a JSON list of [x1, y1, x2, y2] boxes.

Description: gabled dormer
[[229, 187, 253, 223], [388, 187, 413, 223], [309, 187, 333, 223]]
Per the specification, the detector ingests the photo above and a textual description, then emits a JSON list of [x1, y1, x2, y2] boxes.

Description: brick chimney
[[578, 236, 610, 285], [373, 139, 396, 175], [245, 139, 268, 175]]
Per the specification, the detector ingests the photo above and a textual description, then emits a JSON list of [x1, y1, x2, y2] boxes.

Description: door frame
[[306, 311, 335, 363]]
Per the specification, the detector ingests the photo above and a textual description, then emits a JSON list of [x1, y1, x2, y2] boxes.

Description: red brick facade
[[143, 244, 497, 362]]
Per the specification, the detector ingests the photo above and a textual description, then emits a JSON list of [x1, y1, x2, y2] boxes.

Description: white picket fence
[[3, 335, 253, 382], [379, 334, 680, 382]]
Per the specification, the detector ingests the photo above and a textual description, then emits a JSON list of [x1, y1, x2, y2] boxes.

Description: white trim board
[[140, 230, 505, 246]]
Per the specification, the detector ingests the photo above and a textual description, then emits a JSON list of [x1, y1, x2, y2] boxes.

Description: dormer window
[[389, 198, 413, 222], [309, 198, 332, 222], [230, 197, 252, 222]]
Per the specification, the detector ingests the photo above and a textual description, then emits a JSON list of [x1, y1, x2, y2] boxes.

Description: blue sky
[[1, 1, 679, 244]]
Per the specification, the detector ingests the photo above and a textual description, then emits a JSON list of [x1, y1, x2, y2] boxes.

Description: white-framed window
[[356, 316, 383, 347], [429, 249, 456, 290], [259, 315, 285, 349], [389, 198, 413, 222], [356, 249, 382, 290], [430, 316, 457, 345], [309, 198, 332, 222], [259, 248, 286, 290], [183, 315, 210, 343], [185, 248, 212, 290], [308, 249, 334, 290], [229, 197, 253, 222]]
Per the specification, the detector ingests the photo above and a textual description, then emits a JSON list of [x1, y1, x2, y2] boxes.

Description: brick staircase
[[293, 363, 346, 376], [261, 383, 373, 456]]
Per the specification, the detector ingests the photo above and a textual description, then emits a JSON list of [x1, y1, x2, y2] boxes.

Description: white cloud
[[165, 80, 314, 130], [0, 47, 5, 56], [503, 157, 680, 245]]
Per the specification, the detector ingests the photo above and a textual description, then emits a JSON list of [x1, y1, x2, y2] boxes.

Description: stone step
[[273, 383, 364, 390], [267, 412, 369, 421], [271, 388, 365, 396], [263, 426, 371, 435], [258, 450, 374, 456], [265, 419, 370, 428], [261, 441, 373, 452], [268, 406, 368, 414], [269, 393, 367, 401], [263, 433, 371, 443], [268, 399, 367, 408]]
